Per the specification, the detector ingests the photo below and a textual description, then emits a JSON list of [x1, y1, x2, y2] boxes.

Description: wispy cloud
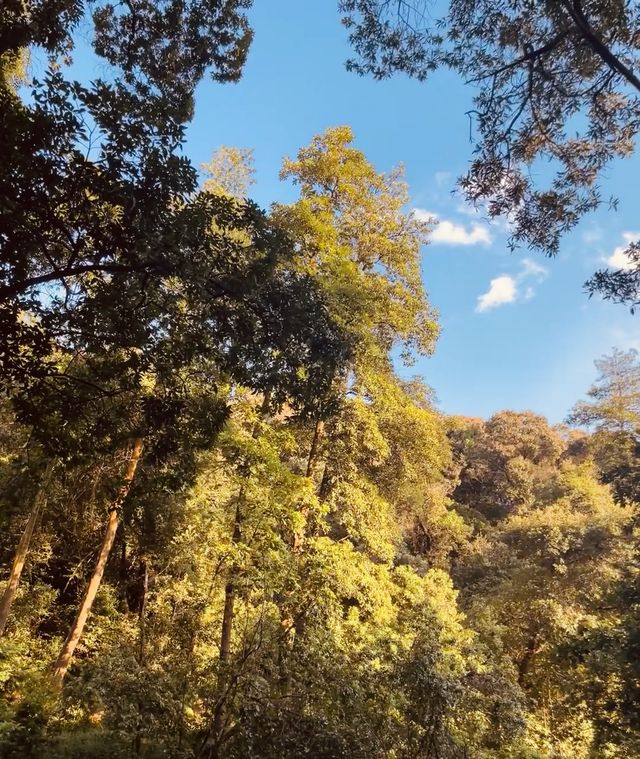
[[582, 226, 603, 244], [610, 326, 640, 352], [455, 201, 481, 218], [605, 231, 640, 271], [414, 209, 491, 246], [475, 258, 548, 313], [434, 171, 453, 188], [520, 258, 548, 281]]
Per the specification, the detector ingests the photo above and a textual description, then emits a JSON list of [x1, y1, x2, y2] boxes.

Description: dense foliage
[[1, 3, 640, 758]]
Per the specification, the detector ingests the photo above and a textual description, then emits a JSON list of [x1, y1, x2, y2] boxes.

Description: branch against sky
[[340, 0, 640, 306]]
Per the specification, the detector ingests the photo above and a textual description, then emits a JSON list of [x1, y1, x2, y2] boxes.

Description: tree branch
[[560, 0, 640, 94], [1, 263, 145, 301], [466, 31, 570, 84]]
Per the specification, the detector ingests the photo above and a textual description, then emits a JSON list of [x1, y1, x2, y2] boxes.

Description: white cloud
[[433, 219, 492, 246], [412, 209, 437, 224], [606, 232, 640, 271], [519, 258, 548, 281], [475, 257, 549, 313], [414, 209, 491, 246], [476, 275, 517, 312]]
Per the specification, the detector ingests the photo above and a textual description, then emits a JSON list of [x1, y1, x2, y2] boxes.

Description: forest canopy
[[1, 2, 640, 759]]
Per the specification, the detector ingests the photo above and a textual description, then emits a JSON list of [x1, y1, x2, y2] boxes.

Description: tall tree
[[1, 0, 253, 388], [451, 410, 563, 522], [202, 146, 256, 199], [277, 125, 438, 364], [568, 348, 640, 506], [568, 348, 640, 432]]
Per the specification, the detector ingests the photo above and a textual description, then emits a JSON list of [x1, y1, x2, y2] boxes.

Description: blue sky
[[75, 1, 640, 423]]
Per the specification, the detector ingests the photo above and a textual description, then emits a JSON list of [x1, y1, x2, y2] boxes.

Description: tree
[[1, 0, 253, 388], [273, 126, 443, 556], [0, 460, 56, 637], [451, 410, 563, 522], [568, 348, 640, 506], [50, 437, 144, 687], [0, 1, 252, 108], [276, 125, 438, 363], [0, 0, 356, 651], [568, 348, 640, 432], [455, 446, 635, 757], [202, 146, 256, 199], [340, 1, 640, 304], [193, 129, 488, 758]]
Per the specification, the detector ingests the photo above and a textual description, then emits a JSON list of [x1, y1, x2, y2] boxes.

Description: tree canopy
[[1, 3, 640, 758]]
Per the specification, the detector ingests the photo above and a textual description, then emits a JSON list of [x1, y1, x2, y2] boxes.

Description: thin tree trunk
[[200, 394, 270, 758], [293, 418, 325, 553], [517, 632, 540, 687], [318, 461, 332, 502], [218, 501, 242, 666], [50, 437, 144, 688], [138, 560, 149, 664], [0, 459, 56, 637], [201, 498, 242, 758], [305, 419, 325, 479], [134, 559, 149, 756], [278, 418, 327, 693]]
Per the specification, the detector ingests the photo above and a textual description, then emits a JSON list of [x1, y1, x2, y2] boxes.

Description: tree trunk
[[200, 393, 270, 758], [278, 419, 327, 693], [134, 559, 149, 756], [305, 419, 325, 479], [138, 560, 149, 664], [200, 499, 242, 759], [218, 510, 240, 666], [50, 437, 144, 688], [517, 632, 540, 687], [0, 459, 56, 637], [293, 418, 325, 553]]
